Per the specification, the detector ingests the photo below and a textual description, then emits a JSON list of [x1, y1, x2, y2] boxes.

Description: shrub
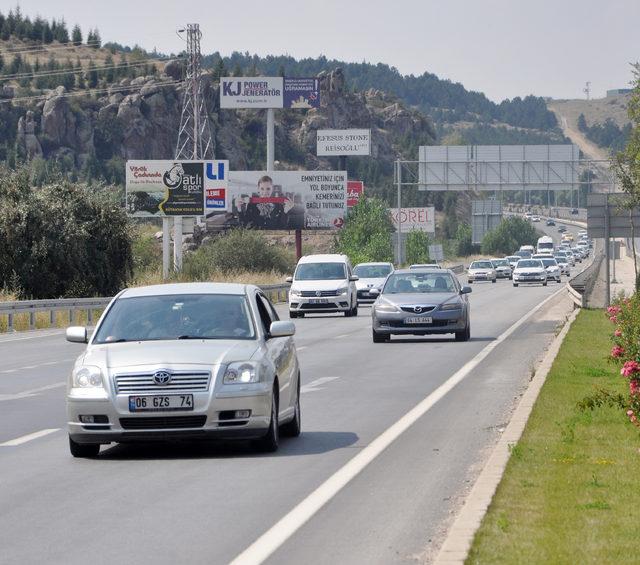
[[0, 167, 132, 298], [405, 230, 430, 264], [182, 229, 294, 279], [454, 223, 475, 256]]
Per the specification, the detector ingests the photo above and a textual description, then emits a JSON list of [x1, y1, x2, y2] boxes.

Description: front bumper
[[357, 289, 379, 303], [372, 309, 466, 335], [513, 275, 547, 284], [289, 294, 351, 313], [67, 384, 272, 444], [496, 269, 512, 278], [468, 273, 496, 282]]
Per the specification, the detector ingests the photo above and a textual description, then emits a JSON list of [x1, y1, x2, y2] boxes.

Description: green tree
[[405, 230, 430, 264], [334, 196, 394, 265], [454, 222, 475, 256], [577, 113, 587, 132], [87, 59, 98, 88], [71, 24, 82, 46], [481, 216, 538, 256], [0, 167, 132, 298]]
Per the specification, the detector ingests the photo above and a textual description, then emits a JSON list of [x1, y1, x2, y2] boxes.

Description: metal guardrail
[[0, 284, 292, 333], [567, 242, 603, 308]]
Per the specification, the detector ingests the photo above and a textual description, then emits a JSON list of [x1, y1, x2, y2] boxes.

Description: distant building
[[606, 88, 632, 97]]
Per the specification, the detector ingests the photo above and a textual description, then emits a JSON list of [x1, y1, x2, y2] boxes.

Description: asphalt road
[[0, 223, 583, 565]]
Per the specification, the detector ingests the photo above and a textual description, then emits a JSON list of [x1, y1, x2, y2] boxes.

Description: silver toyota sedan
[[370, 269, 471, 342], [65, 283, 301, 457]]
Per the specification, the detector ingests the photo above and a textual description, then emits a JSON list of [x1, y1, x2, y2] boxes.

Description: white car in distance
[[353, 262, 394, 304], [512, 259, 548, 287]]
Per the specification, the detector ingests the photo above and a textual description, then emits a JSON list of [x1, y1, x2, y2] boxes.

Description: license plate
[[309, 298, 329, 304], [129, 394, 194, 412], [405, 316, 432, 324]]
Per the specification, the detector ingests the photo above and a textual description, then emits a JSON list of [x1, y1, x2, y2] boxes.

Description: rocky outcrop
[[15, 67, 435, 172], [16, 110, 43, 159]]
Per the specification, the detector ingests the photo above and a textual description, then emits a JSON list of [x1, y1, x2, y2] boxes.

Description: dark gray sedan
[[370, 269, 471, 343]]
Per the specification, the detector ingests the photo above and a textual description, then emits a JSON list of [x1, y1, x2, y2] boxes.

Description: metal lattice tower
[[175, 23, 214, 160]]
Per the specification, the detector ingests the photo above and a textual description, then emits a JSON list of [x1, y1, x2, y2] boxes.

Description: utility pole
[[583, 81, 591, 100], [171, 22, 214, 274]]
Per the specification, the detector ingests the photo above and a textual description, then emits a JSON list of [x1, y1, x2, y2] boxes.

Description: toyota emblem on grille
[[315, 291, 322, 297], [414, 306, 423, 313], [153, 370, 172, 385]]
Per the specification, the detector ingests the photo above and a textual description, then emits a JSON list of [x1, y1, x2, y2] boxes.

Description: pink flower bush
[[630, 380, 640, 396], [615, 329, 622, 337], [611, 345, 625, 358], [621, 360, 640, 378]]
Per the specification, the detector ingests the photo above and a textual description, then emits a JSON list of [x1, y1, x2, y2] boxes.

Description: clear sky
[[10, 0, 640, 102]]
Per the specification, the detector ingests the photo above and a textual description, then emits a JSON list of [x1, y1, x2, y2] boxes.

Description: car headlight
[[337, 287, 348, 295], [440, 301, 462, 311], [375, 301, 399, 313], [223, 362, 260, 384], [290, 288, 301, 298], [71, 365, 104, 389]]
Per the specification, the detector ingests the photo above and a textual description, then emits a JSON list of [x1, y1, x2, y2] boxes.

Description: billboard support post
[[162, 217, 170, 279], [295, 230, 302, 261], [396, 160, 402, 266], [174, 217, 183, 272], [605, 198, 610, 307], [266, 108, 275, 171]]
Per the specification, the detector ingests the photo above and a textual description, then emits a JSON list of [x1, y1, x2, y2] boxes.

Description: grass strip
[[467, 309, 640, 564]]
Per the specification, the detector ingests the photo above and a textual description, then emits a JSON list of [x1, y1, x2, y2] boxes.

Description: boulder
[[16, 110, 43, 159]]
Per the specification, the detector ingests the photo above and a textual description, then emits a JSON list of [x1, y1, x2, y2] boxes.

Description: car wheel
[[289, 310, 298, 319], [468, 280, 473, 284], [543, 281, 548, 286], [372, 329, 388, 343], [455, 323, 471, 342], [254, 385, 279, 452], [513, 283, 519, 287], [492, 279, 496, 283], [281, 374, 301, 438], [352, 303, 358, 316], [69, 436, 100, 458]]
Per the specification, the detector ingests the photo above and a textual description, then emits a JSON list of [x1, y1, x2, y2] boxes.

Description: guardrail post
[[8, 313, 13, 332], [49, 310, 55, 327], [29, 311, 35, 330], [69, 309, 74, 325], [87, 309, 93, 324]]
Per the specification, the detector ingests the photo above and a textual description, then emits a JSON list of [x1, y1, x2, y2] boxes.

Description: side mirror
[[66, 326, 88, 343], [349, 275, 359, 281], [460, 286, 472, 294], [369, 288, 380, 297], [285, 276, 293, 283], [269, 321, 295, 338]]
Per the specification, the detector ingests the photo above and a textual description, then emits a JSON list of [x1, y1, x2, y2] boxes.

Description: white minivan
[[287, 254, 359, 318]]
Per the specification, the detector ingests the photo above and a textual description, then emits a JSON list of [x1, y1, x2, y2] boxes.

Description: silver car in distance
[[65, 283, 301, 457], [370, 269, 471, 343]]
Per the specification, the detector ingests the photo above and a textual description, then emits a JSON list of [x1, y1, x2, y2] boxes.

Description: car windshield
[[295, 262, 346, 280], [507, 256, 520, 262], [515, 251, 531, 258], [470, 261, 493, 269], [492, 259, 509, 267], [517, 260, 542, 268], [541, 259, 558, 267], [353, 264, 392, 278], [383, 273, 457, 294], [93, 294, 256, 343]]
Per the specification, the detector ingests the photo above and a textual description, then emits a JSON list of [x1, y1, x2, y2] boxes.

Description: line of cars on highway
[[61, 226, 590, 457]]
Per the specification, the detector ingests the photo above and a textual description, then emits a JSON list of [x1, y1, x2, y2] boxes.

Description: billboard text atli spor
[[126, 160, 229, 217]]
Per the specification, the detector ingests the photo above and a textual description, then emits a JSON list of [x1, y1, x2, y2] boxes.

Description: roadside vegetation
[[468, 309, 640, 563], [480, 216, 539, 256]]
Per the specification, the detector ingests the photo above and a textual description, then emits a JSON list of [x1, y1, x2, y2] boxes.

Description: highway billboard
[[125, 160, 228, 217], [220, 77, 320, 109], [317, 129, 371, 156], [389, 207, 435, 233]]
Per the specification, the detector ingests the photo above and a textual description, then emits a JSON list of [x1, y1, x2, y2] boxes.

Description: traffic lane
[[0, 285, 567, 564], [266, 293, 573, 565]]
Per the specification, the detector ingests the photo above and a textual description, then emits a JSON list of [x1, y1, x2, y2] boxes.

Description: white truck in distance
[[536, 235, 554, 256]]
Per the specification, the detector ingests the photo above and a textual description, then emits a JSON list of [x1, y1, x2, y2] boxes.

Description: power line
[[0, 56, 180, 82], [0, 79, 182, 105], [0, 40, 104, 55]]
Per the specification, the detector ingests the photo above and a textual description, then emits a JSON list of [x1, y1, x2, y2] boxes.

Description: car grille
[[399, 305, 436, 313], [357, 290, 374, 297], [114, 371, 211, 394], [300, 302, 342, 309], [300, 290, 339, 297], [119, 416, 207, 430]]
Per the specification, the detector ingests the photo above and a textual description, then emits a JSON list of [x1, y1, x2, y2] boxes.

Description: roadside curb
[[434, 303, 581, 564]]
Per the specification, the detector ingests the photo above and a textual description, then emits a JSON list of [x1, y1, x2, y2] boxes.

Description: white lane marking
[[229, 285, 566, 565], [0, 359, 72, 374], [300, 377, 339, 394], [296, 346, 308, 351], [0, 382, 65, 402], [0, 428, 60, 447], [0, 330, 65, 343], [333, 334, 350, 339]]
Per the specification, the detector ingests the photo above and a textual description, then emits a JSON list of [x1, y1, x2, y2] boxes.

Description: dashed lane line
[[0, 382, 65, 402], [0, 359, 72, 374], [0, 428, 60, 447]]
